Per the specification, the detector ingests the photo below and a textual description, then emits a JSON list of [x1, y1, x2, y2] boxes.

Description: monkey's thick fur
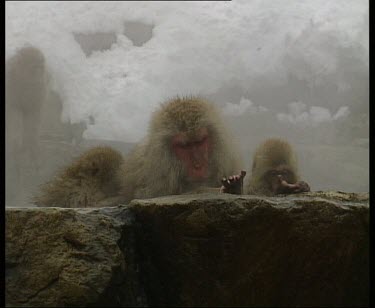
[[245, 138, 300, 196], [6, 46, 48, 160], [34, 147, 124, 207], [6, 46, 48, 114], [35, 97, 241, 207]]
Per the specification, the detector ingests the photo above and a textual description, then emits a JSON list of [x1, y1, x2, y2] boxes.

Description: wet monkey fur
[[119, 97, 244, 201], [246, 138, 310, 196], [34, 147, 124, 207], [35, 97, 244, 207]]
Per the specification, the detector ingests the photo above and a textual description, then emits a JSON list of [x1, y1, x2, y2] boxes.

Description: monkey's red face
[[265, 165, 300, 194], [172, 127, 211, 181], [267, 167, 292, 189]]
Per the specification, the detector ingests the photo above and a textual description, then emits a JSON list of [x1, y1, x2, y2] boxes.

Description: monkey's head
[[149, 96, 227, 184], [250, 138, 300, 195], [120, 96, 241, 200], [263, 164, 298, 194], [7, 46, 47, 98], [66, 146, 124, 181], [8, 46, 45, 77]]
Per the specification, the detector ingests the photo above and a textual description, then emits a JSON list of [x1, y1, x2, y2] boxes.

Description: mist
[[5, 1, 369, 207]]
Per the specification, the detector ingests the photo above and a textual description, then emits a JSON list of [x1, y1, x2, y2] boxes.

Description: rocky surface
[[6, 192, 369, 307], [5, 206, 146, 307]]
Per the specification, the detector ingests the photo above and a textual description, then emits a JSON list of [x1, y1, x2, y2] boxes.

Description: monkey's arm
[[183, 171, 247, 195], [278, 177, 310, 194]]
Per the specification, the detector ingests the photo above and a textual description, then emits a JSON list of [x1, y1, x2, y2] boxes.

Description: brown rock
[[6, 192, 369, 307], [5, 206, 146, 307], [131, 192, 369, 307]]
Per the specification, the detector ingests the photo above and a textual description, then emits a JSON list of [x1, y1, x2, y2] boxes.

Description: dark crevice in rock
[[63, 232, 87, 249], [129, 194, 369, 307], [89, 207, 148, 307], [133, 215, 172, 306], [69, 251, 102, 262], [20, 276, 60, 304]]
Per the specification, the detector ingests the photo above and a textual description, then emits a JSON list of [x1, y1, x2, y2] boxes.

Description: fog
[[5, 1, 369, 207]]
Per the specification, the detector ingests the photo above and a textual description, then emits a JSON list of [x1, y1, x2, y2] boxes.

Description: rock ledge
[[6, 192, 369, 307]]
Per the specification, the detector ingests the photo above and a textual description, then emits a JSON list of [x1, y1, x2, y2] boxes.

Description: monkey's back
[[34, 146, 124, 208]]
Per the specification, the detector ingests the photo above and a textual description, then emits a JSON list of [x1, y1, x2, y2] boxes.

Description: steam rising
[[5, 1, 369, 206]]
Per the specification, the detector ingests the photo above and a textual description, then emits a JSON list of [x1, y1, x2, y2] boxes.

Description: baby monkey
[[246, 138, 310, 196]]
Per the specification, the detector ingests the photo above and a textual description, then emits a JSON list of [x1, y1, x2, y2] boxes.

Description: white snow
[[5, 0, 368, 142], [222, 97, 268, 116], [277, 102, 350, 126]]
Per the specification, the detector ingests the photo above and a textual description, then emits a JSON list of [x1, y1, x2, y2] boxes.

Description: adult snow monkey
[[35, 96, 245, 207]]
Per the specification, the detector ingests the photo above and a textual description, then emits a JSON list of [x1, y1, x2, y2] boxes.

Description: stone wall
[[6, 192, 369, 307]]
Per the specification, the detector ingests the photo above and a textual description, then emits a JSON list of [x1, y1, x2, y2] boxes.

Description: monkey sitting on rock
[[246, 138, 310, 196], [34, 97, 245, 207]]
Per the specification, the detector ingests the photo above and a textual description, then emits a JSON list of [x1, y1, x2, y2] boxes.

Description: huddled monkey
[[35, 97, 245, 207], [6, 46, 50, 206], [246, 138, 310, 196], [6, 45, 49, 165], [34, 146, 124, 208]]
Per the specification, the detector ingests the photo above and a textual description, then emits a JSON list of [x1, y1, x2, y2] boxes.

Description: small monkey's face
[[171, 127, 211, 181], [265, 166, 296, 194]]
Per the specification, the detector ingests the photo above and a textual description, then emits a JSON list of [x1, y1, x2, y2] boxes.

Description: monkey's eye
[[281, 170, 291, 177], [175, 142, 189, 149], [194, 136, 207, 146]]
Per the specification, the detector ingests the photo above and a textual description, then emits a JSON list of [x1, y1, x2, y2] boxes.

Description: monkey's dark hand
[[278, 177, 310, 194], [220, 170, 246, 194], [293, 180, 310, 193]]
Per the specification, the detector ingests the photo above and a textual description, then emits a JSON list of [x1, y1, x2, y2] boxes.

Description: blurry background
[[5, 1, 369, 207]]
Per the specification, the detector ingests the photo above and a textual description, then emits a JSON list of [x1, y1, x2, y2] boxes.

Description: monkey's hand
[[293, 180, 310, 193], [278, 177, 310, 194], [220, 170, 246, 195]]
